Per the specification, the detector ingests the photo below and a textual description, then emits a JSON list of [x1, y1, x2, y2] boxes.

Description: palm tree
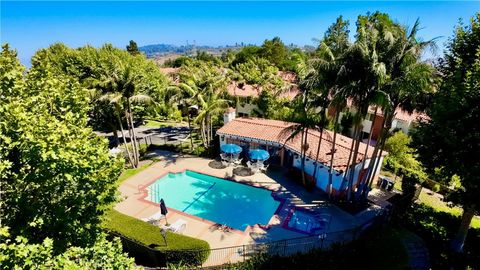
[[174, 62, 228, 148], [92, 62, 154, 168], [300, 57, 335, 194], [98, 93, 135, 167], [280, 95, 317, 188], [334, 23, 387, 202], [360, 16, 436, 198], [194, 95, 229, 147], [326, 97, 347, 197]]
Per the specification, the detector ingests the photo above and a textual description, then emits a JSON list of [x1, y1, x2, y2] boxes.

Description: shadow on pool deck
[[116, 151, 380, 250]]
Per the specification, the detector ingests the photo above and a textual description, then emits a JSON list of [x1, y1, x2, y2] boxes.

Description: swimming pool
[[146, 170, 281, 231]]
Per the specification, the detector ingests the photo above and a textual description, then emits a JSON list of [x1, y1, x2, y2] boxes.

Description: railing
[[191, 214, 386, 267], [113, 213, 386, 268], [198, 228, 356, 267]]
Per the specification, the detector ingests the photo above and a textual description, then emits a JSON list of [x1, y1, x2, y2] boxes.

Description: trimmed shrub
[[103, 210, 210, 267]]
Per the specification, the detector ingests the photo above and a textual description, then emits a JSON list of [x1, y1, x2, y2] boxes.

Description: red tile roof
[[347, 98, 428, 123], [226, 82, 300, 100], [217, 117, 386, 172], [227, 82, 261, 98]]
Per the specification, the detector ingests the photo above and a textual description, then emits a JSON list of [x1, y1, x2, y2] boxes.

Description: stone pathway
[[402, 233, 430, 270]]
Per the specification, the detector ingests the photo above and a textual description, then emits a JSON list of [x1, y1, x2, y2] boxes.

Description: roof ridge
[[235, 117, 293, 129]]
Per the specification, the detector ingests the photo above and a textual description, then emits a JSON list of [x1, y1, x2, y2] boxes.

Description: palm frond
[[130, 94, 153, 105]]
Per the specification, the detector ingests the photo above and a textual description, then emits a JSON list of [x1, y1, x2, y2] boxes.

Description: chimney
[[223, 107, 236, 124]]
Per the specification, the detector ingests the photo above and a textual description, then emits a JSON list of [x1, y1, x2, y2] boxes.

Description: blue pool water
[[146, 171, 281, 230]]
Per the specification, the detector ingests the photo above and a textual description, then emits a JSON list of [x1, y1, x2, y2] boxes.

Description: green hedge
[[395, 204, 480, 269], [103, 210, 210, 266]]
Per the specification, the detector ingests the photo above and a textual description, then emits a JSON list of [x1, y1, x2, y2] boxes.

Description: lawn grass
[[381, 170, 480, 229], [103, 209, 210, 251], [419, 189, 480, 229], [143, 120, 184, 128], [117, 161, 154, 184]]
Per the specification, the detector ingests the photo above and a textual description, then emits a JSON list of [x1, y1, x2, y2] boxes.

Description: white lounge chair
[[247, 161, 259, 173], [163, 218, 187, 234], [141, 211, 166, 225], [233, 158, 243, 166], [260, 163, 269, 172]]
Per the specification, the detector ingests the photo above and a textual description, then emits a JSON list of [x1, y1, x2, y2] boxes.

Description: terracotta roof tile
[[217, 117, 386, 172]]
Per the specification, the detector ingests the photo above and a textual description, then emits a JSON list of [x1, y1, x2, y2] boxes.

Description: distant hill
[[139, 43, 240, 58]]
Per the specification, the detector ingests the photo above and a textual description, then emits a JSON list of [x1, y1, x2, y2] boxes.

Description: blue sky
[[1, 1, 479, 65]]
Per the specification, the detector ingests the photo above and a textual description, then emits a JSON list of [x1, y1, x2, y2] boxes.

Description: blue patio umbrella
[[220, 144, 242, 154], [248, 149, 270, 160]]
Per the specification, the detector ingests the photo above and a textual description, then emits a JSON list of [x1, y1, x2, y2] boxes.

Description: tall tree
[[174, 61, 228, 148], [412, 13, 480, 252], [0, 44, 123, 251], [29, 43, 168, 167], [280, 96, 317, 188], [334, 15, 387, 201], [307, 17, 353, 197], [126, 40, 140, 55], [357, 13, 436, 198], [321, 15, 350, 56], [260, 37, 288, 67]]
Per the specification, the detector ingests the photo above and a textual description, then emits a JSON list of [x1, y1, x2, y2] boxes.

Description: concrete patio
[[115, 151, 385, 264]]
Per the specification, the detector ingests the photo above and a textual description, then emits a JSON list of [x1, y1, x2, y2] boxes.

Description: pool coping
[[136, 168, 287, 236]]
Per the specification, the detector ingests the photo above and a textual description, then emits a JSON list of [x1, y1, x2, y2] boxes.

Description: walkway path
[[402, 232, 429, 270]]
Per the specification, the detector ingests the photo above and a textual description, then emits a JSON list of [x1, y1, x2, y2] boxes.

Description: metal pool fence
[[114, 213, 386, 268], [190, 214, 386, 267]]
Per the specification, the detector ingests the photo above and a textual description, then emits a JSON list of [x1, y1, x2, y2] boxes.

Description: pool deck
[[115, 151, 384, 264]]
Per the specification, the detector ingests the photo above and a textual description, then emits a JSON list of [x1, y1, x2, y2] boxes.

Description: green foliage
[[384, 131, 423, 171], [126, 40, 140, 56], [174, 61, 229, 148], [253, 88, 293, 120], [220, 49, 236, 66], [320, 15, 350, 56], [212, 227, 409, 270], [259, 37, 288, 67], [339, 111, 353, 135], [231, 46, 261, 66], [104, 210, 210, 252], [195, 50, 222, 65], [164, 56, 193, 68], [29, 43, 169, 132], [0, 45, 123, 251], [231, 38, 303, 73], [0, 228, 137, 270], [117, 161, 153, 183], [281, 48, 307, 76], [395, 204, 480, 268], [413, 13, 480, 213], [232, 57, 283, 87], [103, 210, 210, 265]]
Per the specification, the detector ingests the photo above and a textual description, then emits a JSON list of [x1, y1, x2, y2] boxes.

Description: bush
[[210, 227, 409, 270], [432, 183, 441, 193], [103, 210, 210, 267], [394, 204, 480, 269]]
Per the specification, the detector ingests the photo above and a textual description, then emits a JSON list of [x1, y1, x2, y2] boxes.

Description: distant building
[[226, 71, 301, 116], [332, 100, 428, 141]]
